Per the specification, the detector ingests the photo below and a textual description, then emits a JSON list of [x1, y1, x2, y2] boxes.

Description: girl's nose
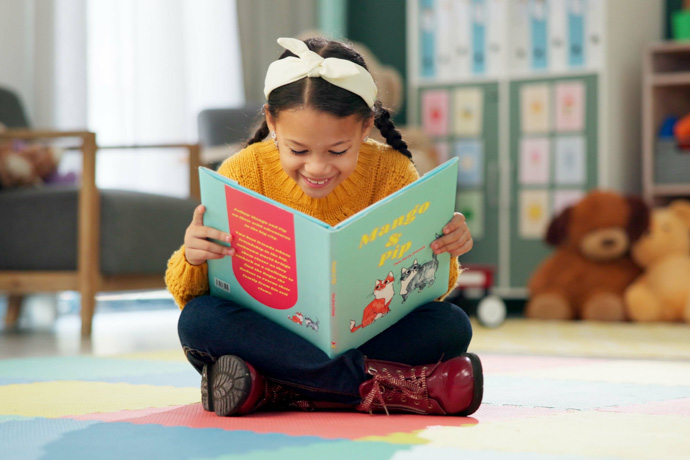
[[304, 157, 331, 176]]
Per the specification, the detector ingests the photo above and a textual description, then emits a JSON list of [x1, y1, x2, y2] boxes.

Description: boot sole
[[458, 352, 484, 416], [201, 355, 252, 417]]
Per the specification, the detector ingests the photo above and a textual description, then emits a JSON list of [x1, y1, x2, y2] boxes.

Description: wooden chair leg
[[5, 294, 24, 328], [80, 291, 96, 337]]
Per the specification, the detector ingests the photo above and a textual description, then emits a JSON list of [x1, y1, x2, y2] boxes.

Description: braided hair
[[246, 37, 412, 161]]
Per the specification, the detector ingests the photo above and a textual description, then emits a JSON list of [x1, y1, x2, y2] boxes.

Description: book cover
[[199, 158, 459, 358]]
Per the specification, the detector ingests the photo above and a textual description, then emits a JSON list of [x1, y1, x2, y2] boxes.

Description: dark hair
[[246, 37, 412, 160]]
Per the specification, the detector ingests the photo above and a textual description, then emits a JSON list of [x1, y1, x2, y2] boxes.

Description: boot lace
[[359, 365, 432, 415]]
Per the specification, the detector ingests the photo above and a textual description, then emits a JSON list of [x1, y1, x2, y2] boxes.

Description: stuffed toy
[[0, 139, 62, 188], [624, 200, 690, 322], [526, 190, 650, 321]]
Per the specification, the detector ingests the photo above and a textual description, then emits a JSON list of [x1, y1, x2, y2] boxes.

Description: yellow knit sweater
[[165, 139, 460, 308]]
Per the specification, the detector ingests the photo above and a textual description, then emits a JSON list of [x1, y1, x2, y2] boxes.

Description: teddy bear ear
[[545, 206, 572, 246], [669, 199, 690, 229], [625, 196, 650, 242]]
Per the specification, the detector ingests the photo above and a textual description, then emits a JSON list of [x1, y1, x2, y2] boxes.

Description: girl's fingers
[[432, 227, 472, 255], [191, 205, 206, 226], [449, 238, 474, 257], [188, 238, 234, 256], [186, 221, 232, 244]]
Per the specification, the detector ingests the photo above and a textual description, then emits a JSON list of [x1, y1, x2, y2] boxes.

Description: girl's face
[[266, 106, 373, 200]]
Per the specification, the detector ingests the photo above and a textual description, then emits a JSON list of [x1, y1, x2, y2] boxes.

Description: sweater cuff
[[438, 257, 461, 301], [165, 246, 210, 308]]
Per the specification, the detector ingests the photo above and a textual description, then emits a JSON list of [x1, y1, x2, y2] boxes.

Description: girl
[[166, 37, 482, 417]]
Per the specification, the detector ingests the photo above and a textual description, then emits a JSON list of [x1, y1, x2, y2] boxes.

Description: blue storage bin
[[655, 140, 690, 184]]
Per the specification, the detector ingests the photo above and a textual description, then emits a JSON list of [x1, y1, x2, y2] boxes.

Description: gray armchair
[[0, 86, 200, 336], [197, 103, 264, 167]]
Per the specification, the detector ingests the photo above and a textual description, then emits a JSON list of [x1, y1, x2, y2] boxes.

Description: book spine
[[328, 239, 338, 357]]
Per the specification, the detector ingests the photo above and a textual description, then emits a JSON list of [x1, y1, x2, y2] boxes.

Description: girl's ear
[[264, 104, 276, 133], [362, 116, 374, 141]]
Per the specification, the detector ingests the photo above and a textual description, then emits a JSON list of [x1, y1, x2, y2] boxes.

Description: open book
[[200, 158, 459, 357]]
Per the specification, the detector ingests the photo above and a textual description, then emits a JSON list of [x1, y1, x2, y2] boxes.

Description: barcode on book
[[214, 278, 230, 293]]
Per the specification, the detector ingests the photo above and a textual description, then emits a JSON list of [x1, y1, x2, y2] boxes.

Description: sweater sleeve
[[165, 245, 210, 309]]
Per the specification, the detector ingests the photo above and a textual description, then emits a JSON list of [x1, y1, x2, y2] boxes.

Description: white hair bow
[[263, 37, 378, 108]]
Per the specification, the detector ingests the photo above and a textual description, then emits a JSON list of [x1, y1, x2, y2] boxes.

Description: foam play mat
[[2, 319, 690, 459]]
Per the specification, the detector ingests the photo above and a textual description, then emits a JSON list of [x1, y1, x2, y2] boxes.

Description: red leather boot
[[357, 353, 483, 415], [202, 355, 315, 416]]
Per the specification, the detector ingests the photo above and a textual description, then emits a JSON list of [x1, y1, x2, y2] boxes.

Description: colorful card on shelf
[[420, 0, 437, 78], [471, 0, 487, 75], [555, 80, 585, 132], [519, 137, 550, 185], [199, 159, 458, 358], [554, 136, 586, 184], [453, 87, 484, 137], [529, 0, 548, 70], [454, 140, 484, 186], [456, 190, 484, 239], [521, 83, 551, 134], [567, 0, 585, 68], [422, 90, 450, 137], [553, 189, 585, 215], [519, 189, 550, 239]]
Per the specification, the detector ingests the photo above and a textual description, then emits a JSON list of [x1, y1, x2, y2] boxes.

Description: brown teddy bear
[[624, 200, 690, 322], [526, 190, 650, 321]]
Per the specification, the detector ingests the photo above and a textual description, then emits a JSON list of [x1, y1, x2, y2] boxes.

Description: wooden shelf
[[650, 72, 690, 86], [651, 184, 690, 196]]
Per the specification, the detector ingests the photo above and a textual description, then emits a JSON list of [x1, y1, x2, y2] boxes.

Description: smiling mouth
[[303, 176, 332, 186]]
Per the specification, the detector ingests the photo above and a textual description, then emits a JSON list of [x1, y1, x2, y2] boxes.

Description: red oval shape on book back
[[225, 186, 298, 309]]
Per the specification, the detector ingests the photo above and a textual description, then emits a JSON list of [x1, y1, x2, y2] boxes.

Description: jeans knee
[[177, 296, 210, 346], [436, 301, 473, 355]]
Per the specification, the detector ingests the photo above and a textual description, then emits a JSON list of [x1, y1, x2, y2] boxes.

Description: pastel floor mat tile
[[484, 375, 690, 410], [40, 421, 339, 460], [495, 358, 690, 386], [471, 319, 690, 359], [192, 440, 413, 460], [415, 411, 690, 460], [0, 381, 199, 417], [0, 355, 194, 384], [0, 418, 99, 460], [393, 445, 600, 460], [598, 397, 690, 416], [110, 403, 480, 440]]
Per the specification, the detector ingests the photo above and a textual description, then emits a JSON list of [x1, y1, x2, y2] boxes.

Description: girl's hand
[[431, 212, 473, 258], [184, 205, 235, 266]]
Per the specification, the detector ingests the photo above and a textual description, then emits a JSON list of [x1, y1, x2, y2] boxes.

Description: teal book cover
[[199, 158, 459, 358]]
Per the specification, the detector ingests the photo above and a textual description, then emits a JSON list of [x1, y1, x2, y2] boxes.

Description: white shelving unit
[[406, 0, 663, 297], [643, 42, 690, 206]]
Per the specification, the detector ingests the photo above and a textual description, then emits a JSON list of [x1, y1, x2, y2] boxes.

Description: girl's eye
[[329, 149, 348, 155], [290, 148, 308, 155]]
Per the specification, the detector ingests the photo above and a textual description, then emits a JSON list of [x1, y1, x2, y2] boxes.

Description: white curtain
[[83, 0, 244, 196]]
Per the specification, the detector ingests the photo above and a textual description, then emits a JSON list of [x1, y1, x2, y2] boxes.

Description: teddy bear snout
[[580, 228, 629, 262]]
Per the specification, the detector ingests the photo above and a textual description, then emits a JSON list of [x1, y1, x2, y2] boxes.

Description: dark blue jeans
[[178, 295, 473, 405]]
